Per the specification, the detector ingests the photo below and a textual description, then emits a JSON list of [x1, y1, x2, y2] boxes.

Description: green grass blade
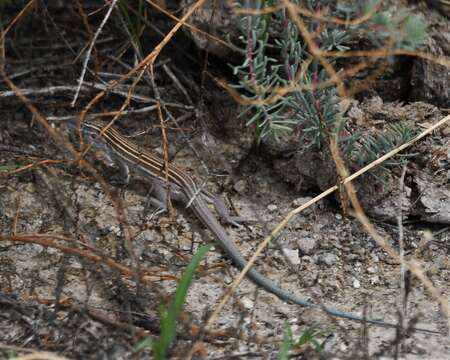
[[134, 244, 212, 359], [0, 164, 21, 172], [278, 323, 293, 360]]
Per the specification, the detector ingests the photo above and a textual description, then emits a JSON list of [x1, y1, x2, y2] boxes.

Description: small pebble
[[241, 297, 254, 309], [282, 248, 300, 265], [353, 279, 361, 288], [233, 180, 247, 193], [318, 253, 337, 266], [297, 237, 317, 256], [25, 183, 35, 193], [111, 225, 121, 235], [292, 197, 314, 214], [267, 204, 278, 212]]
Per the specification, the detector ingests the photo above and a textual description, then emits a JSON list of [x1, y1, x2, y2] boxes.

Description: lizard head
[[66, 120, 111, 151]]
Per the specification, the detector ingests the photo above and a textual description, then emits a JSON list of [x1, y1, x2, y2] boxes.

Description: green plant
[[278, 323, 324, 359], [353, 122, 419, 175], [134, 244, 212, 359], [5, 350, 18, 359], [0, 164, 21, 172], [117, 0, 147, 57], [230, 0, 427, 160]]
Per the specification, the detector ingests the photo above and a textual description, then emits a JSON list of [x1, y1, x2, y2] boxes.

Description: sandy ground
[[1, 129, 448, 358]]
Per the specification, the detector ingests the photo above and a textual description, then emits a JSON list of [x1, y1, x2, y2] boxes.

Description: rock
[[292, 197, 315, 215], [282, 248, 300, 265], [347, 101, 366, 123], [412, 171, 450, 223], [241, 296, 254, 310], [233, 179, 247, 193], [317, 253, 337, 266], [427, 0, 450, 19], [25, 183, 35, 193], [181, 0, 238, 58], [410, 24, 450, 107], [297, 237, 318, 256]]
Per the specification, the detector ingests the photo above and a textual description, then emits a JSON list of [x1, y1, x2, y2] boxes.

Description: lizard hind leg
[[206, 193, 250, 227], [92, 151, 131, 187], [143, 181, 184, 216]]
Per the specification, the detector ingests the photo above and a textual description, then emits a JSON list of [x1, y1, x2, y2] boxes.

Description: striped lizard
[[68, 120, 436, 332]]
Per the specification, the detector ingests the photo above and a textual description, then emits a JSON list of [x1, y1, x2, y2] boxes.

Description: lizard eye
[[83, 132, 97, 142]]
